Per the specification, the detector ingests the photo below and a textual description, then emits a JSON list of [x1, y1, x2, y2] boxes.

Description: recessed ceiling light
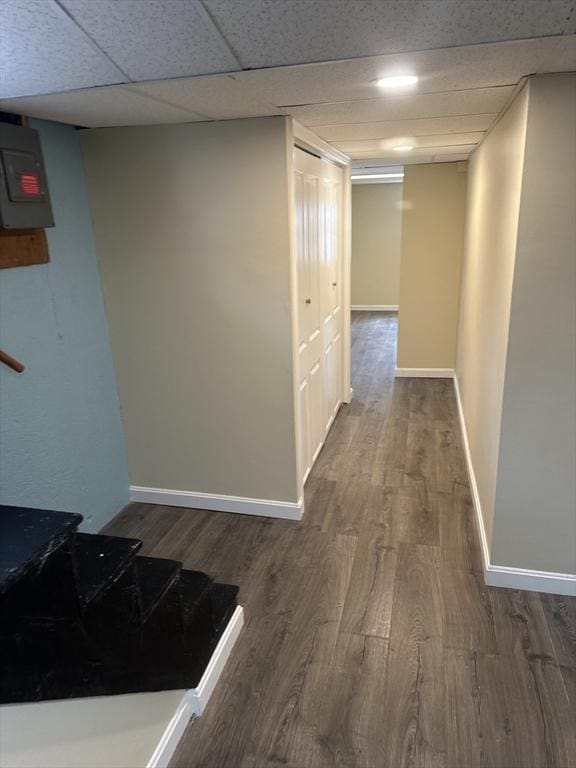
[[393, 144, 414, 152], [376, 75, 418, 88]]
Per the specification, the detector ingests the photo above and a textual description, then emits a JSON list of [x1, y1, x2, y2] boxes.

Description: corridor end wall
[[396, 162, 468, 376]]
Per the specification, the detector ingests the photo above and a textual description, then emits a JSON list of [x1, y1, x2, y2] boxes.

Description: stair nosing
[[74, 533, 143, 608], [136, 556, 183, 622], [0, 506, 82, 596]]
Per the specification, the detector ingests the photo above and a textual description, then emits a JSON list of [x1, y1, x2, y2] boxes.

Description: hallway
[[105, 312, 575, 768]]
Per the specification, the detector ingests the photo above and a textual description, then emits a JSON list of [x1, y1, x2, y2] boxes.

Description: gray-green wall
[[82, 117, 298, 504]]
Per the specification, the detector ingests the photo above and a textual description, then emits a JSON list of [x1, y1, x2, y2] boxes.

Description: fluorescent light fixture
[[376, 74, 418, 88], [393, 144, 414, 152], [351, 173, 404, 180]]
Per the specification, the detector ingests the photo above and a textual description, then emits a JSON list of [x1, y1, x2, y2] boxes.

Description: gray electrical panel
[[0, 122, 54, 229]]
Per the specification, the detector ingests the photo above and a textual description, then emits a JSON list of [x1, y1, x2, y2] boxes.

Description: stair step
[[178, 570, 213, 644], [178, 578, 239, 688], [210, 582, 240, 634], [1, 617, 109, 704], [136, 556, 182, 621], [0, 507, 242, 704], [74, 533, 142, 607], [0, 505, 82, 595], [178, 570, 213, 619]]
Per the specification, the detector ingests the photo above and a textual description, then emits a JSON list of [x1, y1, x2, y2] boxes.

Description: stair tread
[[0, 506, 242, 704], [178, 569, 213, 608], [0, 505, 82, 595], [136, 556, 182, 621], [210, 582, 239, 630], [74, 533, 142, 607]]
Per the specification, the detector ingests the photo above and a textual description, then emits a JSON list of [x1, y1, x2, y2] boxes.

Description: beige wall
[[457, 74, 576, 575], [492, 75, 576, 573], [351, 183, 402, 306], [82, 117, 299, 503], [397, 163, 467, 370], [456, 87, 529, 547]]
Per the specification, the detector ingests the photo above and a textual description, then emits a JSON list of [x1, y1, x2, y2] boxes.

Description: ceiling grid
[[0, 0, 574, 165]]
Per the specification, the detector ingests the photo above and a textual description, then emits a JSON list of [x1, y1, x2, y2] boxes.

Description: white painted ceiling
[[0, 0, 574, 165]]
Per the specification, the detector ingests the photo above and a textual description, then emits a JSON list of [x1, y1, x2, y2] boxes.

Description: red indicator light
[[20, 172, 41, 196]]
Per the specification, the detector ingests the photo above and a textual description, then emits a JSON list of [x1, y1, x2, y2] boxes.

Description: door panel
[[294, 147, 345, 485], [294, 170, 308, 351], [324, 340, 334, 432], [309, 360, 323, 462], [299, 377, 311, 481]]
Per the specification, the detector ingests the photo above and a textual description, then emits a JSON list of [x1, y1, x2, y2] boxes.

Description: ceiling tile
[[0, 86, 206, 128], [289, 87, 515, 126], [353, 159, 405, 169], [315, 115, 497, 142], [204, 0, 575, 69], [131, 74, 281, 120], [395, 153, 472, 165], [352, 157, 465, 168], [0, 0, 125, 99], [235, 36, 576, 106], [349, 145, 477, 162], [60, 0, 240, 81], [334, 133, 484, 155], [351, 164, 404, 174]]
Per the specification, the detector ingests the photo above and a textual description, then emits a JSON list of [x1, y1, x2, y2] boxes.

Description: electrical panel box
[[0, 123, 54, 229]]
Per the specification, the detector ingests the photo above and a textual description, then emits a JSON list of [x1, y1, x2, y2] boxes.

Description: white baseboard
[[485, 565, 576, 595], [454, 376, 576, 597], [146, 692, 195, 768], [395, 367, 454, 378], [148, 605, 244, 768], [130, 486, 303, 521], [191, 605, 244, 715], [351, 304, 399, 311], [453, 375, 491, 573]]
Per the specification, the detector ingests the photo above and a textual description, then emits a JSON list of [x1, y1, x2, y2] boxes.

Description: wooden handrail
[[0, 349, 25, 373]]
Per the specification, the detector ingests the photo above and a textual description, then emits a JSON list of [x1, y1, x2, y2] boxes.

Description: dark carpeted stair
[[0, 505, 239, 704]]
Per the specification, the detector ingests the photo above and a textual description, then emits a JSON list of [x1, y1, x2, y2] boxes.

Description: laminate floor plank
[[443, 649, 483, 768], [102, 312, 575, 768], [438, 484, 484, 573], [440, 565, 498, 654], [340, 530, 398, 638], [540, 594, 576, 670], [476, 651, 575, 768], [395, 486, 440, 547], [384, 543, 447, 767], [101, 502, 185, 554]]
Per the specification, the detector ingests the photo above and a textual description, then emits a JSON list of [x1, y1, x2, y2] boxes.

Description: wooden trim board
[[0, 228, 49, 269]]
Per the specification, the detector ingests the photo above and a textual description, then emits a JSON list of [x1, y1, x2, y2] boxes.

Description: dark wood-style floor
[[104, 312, 576, 768]]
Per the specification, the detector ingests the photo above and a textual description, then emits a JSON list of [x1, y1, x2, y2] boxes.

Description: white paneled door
[[293, 147, 345, 484]]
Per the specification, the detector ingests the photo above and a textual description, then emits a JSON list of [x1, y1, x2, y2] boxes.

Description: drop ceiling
[[0, 0, 574, 165]]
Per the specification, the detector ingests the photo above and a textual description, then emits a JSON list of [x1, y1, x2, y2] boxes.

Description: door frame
[[287, 119, 352, 506]]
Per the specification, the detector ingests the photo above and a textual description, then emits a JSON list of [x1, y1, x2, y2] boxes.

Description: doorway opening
[[350, 164, 404, 373]]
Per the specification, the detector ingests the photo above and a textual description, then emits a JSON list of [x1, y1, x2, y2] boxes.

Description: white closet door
[[322, 180, 342, 430], [293, 147, 345, 484]]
